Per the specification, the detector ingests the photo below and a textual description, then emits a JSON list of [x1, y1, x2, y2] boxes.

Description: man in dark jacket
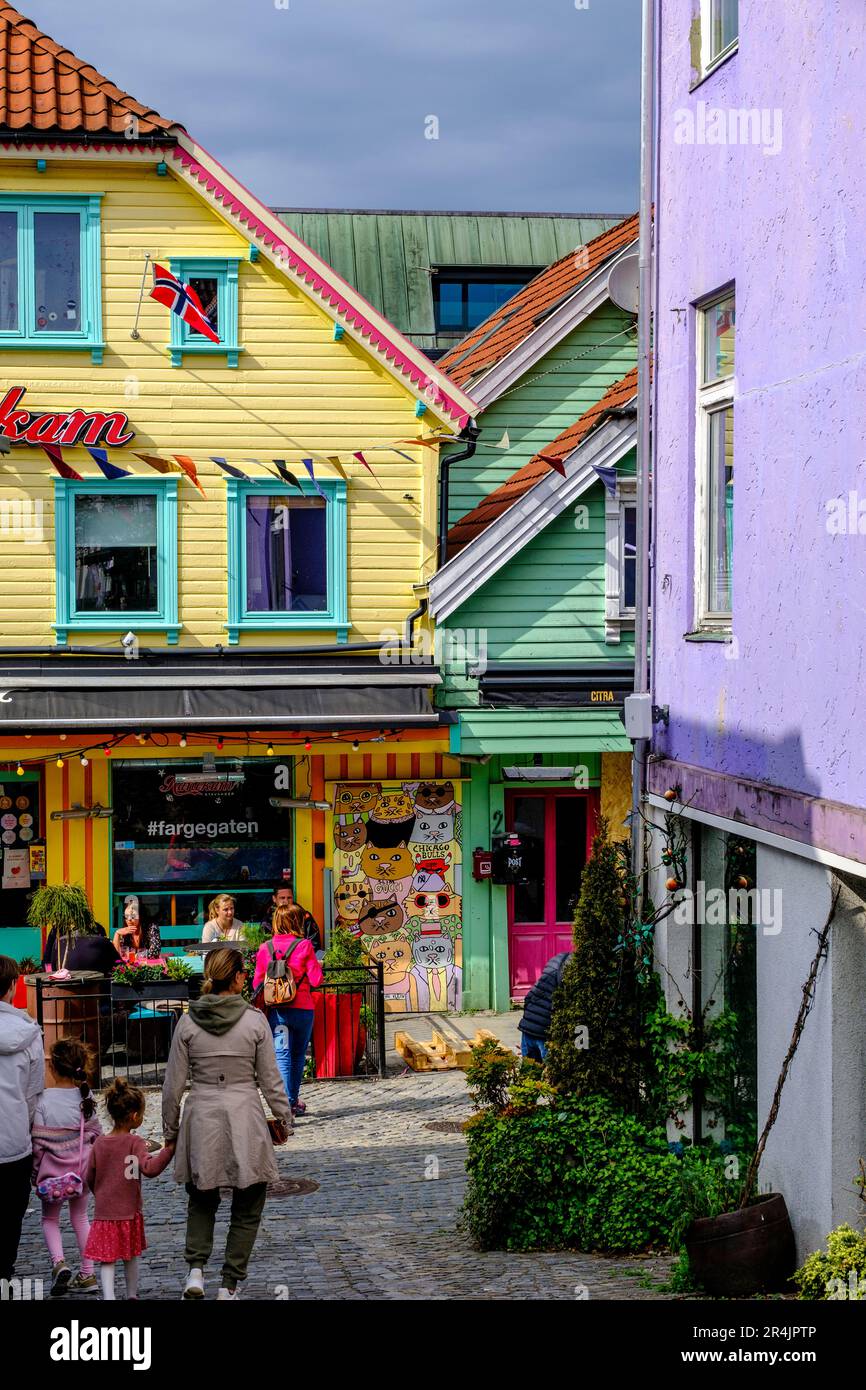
[[518, 951, 571, 1061], [260, 884, 321, 952]]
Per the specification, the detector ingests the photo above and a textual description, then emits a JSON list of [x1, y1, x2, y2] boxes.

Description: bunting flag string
[[135, 452, 179, 476], [591, 463, 619, 496], [352, 450, 374, 475], [327, 455, 349, 481], [268, 459, 303, 490], [86, 447, 131, 480], [41, 444, 82, 480], [173, 454, 207, 498], [302, 458, 328, 500], [210, 456, 249, 481], [537, 452, 567, 478]]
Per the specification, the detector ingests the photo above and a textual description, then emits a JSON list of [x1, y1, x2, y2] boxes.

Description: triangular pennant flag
[[301, 458, 328, 500], [327, 455, 349, 481], [537, 452, 567, 477], [210, 456, 249, 481], [591, 463, 619, 496], [173, 454, 207, 498], [352, 450, 374, 475], [41, 444, 82, 480], [270, 459, 303, 490], [135, 452, 177, 475], [391, 449, 416, 464], [399, 437, 440, 449], [494, 429, 511, 450], [86, 447, 131, 480]]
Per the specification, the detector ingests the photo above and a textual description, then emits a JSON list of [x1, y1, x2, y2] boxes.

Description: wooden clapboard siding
[[274, 209, 625, 353], [448, 303, 637, 523], [0, 159, 441, 647]]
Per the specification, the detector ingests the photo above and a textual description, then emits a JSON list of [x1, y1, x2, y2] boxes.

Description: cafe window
[[225, 478, 348, 643], [168, 257, 241, 367], [54, 479, 180, 646], [0, 194, 104, 362]]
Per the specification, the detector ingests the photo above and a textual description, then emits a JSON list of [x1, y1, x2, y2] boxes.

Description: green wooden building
[[428, 215, 640, 1009]]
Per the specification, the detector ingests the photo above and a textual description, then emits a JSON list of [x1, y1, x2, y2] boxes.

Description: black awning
[[0, 656, 442, 729], [478, 661, 634, 710]]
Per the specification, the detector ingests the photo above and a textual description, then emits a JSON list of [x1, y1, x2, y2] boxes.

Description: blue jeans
[[521, 1033, 547, 1062], [268, 1007, 315, 1106]]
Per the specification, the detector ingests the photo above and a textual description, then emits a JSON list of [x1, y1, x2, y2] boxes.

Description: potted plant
[[24, 884, 106, 1049], [13, 955, 39, 1009], [313, 925, 370, 1078], [111, 958, 190, 1000], [26, 883, 92, 968]]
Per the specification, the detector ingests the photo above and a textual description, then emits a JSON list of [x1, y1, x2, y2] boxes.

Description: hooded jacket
[[0, 999, 45, 1164], [518, 951, 572, 1041]]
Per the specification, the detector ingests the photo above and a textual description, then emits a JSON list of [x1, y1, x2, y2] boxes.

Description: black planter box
[[111, 982, 190, 1002]]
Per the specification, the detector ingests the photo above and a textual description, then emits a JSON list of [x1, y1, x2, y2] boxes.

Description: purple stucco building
[[647, 1, 866, 1254]]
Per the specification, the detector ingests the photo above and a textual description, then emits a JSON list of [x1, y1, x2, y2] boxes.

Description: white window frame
[[694, 291, 735, 631], [699, 0, 739, 77], [604, 477, 639, 644]]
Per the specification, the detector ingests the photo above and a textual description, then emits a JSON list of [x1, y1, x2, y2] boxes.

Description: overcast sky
[[29, 0, 640, 213]]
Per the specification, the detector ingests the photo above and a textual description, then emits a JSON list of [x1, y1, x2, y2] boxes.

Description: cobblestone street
[[15, 1069, 675, 1301]]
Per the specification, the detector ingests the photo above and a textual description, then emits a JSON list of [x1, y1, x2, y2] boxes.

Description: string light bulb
[[15, 763, 24, 776], [55, 756, 64, 769], [80, 754, 89, 767], [303, 738, 312, 752], [179, 734, 188, 748], [103, 745, 112, 757], [351, 740, 360, 753], [59, 733, 67, 741], [266, 743, 275, 756], [216, 736, 224, 751]]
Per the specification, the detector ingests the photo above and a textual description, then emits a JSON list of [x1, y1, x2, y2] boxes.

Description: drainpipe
[[631, 0, 656, 894], [437, 419, 480, 570], [403, 596, 428, 651]]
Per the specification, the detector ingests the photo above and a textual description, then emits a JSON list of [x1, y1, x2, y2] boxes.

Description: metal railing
[[27, 962, 386, 1088]]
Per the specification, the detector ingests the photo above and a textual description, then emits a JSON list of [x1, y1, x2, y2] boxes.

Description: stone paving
[[15, 1060, 676, 1301]]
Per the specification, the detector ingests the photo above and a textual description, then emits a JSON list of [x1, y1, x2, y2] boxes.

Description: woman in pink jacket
[[253, 904, 323, 1116]]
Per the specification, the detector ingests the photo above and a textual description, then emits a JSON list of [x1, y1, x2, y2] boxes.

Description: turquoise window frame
[[225, 478, 348, 644], [0, 193, 104, 363], [168, 257, 241, 367], [53, 478, 180, 646]]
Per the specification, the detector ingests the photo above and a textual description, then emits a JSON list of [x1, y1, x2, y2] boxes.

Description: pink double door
[[506, 789, 598, 997]]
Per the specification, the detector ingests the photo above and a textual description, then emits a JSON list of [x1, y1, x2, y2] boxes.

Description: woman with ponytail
[[31, 1038, 103, 1296], [161, 947, 292, 1301]]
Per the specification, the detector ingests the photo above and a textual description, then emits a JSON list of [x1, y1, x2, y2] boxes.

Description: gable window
[[168, 257, 241, 367], [432, 267, 537, 336], [605, 476, 650, 643], [700, 0, 738, 75], [226, 478, 347, 643], [695, 290, 735, 629], [54, 480, 179, 645], [0, 194, 103, 361]]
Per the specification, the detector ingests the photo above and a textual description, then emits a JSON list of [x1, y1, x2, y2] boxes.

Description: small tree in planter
[[26, 884, 93, 969]]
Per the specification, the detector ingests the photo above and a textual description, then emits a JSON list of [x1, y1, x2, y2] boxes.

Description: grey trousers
[[184, 1181, 268, 1289]]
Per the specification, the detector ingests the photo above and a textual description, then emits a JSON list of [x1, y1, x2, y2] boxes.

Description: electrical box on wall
[[491, 832, 541, 885], [472, 847, 493, 881]]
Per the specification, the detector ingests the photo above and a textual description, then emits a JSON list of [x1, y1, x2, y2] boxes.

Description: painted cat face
[[359, 895, 405, 935], [414, 781, 456, 812], [412, 811, 455, 845], [407, 890, 462, 921], [361, 843, 414, 881], [334, 783, 381, 816], [365, 933, 412, 980], [334, 878, 370, 921], [411, 855, 450, 893], [334, 819, 367, 852], [412, 933, 454, 971], [371, 789, 415, 823]]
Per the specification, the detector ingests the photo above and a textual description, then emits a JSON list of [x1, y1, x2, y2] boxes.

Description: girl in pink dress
[[84, 1077, 174, 1300]]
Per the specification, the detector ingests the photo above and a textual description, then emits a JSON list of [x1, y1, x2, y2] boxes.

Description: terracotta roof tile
[[438, 214, 638, 389], [445, 367, 638, 558], [0, 3, 177, 135]]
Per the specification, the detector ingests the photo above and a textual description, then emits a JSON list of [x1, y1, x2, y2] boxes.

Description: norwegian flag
[[149, 263, 220, 344]]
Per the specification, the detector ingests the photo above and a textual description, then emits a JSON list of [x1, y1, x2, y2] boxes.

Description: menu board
[[0, 776, 42, 925]]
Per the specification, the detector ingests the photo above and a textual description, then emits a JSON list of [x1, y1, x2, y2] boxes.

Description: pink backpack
[[35, 1111, 85, 1204]]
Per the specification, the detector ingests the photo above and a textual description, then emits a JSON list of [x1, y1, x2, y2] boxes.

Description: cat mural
[[366, 788, 416, 849], [365, 932, 421, 1013], [358, 895, 405, 936], [334, 875, 371, 935], [360, 843, 414, 902], [334, 818, 367, 853], [410, 925, 461, 1012], [334, 783, 381, 818], [411, 855, 451, 894]]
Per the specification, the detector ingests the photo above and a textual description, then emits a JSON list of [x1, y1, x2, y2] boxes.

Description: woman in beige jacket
[[161, 947, 291, 1301]]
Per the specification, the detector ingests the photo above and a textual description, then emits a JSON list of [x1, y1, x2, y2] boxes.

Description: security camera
[[121, 631, 140, 661], [121, 631, 137, 647]]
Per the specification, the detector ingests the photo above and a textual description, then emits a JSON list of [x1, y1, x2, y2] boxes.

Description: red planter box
[[13, 975, 28, 1009], [312, 991, 366, 1078]]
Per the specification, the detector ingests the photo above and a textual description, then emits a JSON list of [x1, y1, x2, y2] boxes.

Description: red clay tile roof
[[445, 367, 638, 558], [438, 214, 638, 389], [0, 3, 178, 136]]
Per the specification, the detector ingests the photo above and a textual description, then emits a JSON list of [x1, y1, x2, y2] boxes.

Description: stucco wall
[[652, 4, 866, 815]]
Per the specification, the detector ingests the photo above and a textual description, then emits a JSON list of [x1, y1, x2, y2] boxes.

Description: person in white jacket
[[0, 955, 45, 1281]]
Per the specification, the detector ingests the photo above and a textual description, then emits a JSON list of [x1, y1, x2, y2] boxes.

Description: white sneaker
[[216, 1287, 239, 1300], [182, 1267, 205, 1300]]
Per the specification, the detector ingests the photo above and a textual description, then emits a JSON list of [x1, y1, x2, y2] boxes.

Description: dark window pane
[[707, 408, 734, 613], [188, 276, 218, 336], [555, 798, 587, 921], [74, 494, 158, 612], [512, 796, 545, 923], [33, 212, 81, 332], [0, 211, 18, 331], [623, 505, 637, 609], [466, 280, 520, 326], [245, 494, 327, 612], [436, 281, 464, 330]]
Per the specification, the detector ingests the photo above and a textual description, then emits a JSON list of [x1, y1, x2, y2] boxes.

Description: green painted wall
[[272, 209, 623, 354], [447, 303, 637, 523]]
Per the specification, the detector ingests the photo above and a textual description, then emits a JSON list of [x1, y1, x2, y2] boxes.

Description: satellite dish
[[607, 253, 640, 315]]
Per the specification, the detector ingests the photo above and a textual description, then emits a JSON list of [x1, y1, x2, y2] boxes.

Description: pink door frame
[[505, 788, 599, 997]]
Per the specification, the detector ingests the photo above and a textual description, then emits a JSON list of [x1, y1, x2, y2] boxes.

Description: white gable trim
[[465, 239, 638, 409], [429, 414, 637, 623]]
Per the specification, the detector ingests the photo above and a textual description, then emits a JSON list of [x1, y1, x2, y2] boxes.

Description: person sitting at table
[[202, 894, 242, 943], [259, 883, 321, 952], [43, 918, 120, 975], [112, 900, 161, 960]]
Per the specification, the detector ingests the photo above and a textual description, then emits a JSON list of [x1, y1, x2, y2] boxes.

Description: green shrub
[[793, 1225, 866, 1300], [464, 1037, 520, 1110], [460, 1093, 691, 1252]]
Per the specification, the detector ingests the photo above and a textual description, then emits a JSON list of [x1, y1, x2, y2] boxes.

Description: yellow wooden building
[[0, 5, 476, 978]]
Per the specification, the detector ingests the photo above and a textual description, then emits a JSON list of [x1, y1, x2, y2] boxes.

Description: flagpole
[[130, 254, 151, 340]]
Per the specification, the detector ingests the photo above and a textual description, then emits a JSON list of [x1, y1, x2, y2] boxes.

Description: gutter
[[437, 419, 480, 569]]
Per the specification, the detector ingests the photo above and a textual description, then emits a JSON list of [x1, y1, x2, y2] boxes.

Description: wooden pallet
[[394, 1026, 501, 1072]]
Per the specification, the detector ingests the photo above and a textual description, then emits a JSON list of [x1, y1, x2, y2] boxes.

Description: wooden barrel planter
[[25, 974, 108, 1058], [685, 1193, 796, 1296]]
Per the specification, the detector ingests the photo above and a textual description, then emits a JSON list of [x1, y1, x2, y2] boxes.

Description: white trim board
[[646, 793, 866, 880], [465, 239, 638, 409], [429, 414, 637, 622]]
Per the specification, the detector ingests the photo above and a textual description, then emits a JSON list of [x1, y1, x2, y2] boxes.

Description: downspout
[[631, 0, 656, 894], [437, 419, 480, 570]]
